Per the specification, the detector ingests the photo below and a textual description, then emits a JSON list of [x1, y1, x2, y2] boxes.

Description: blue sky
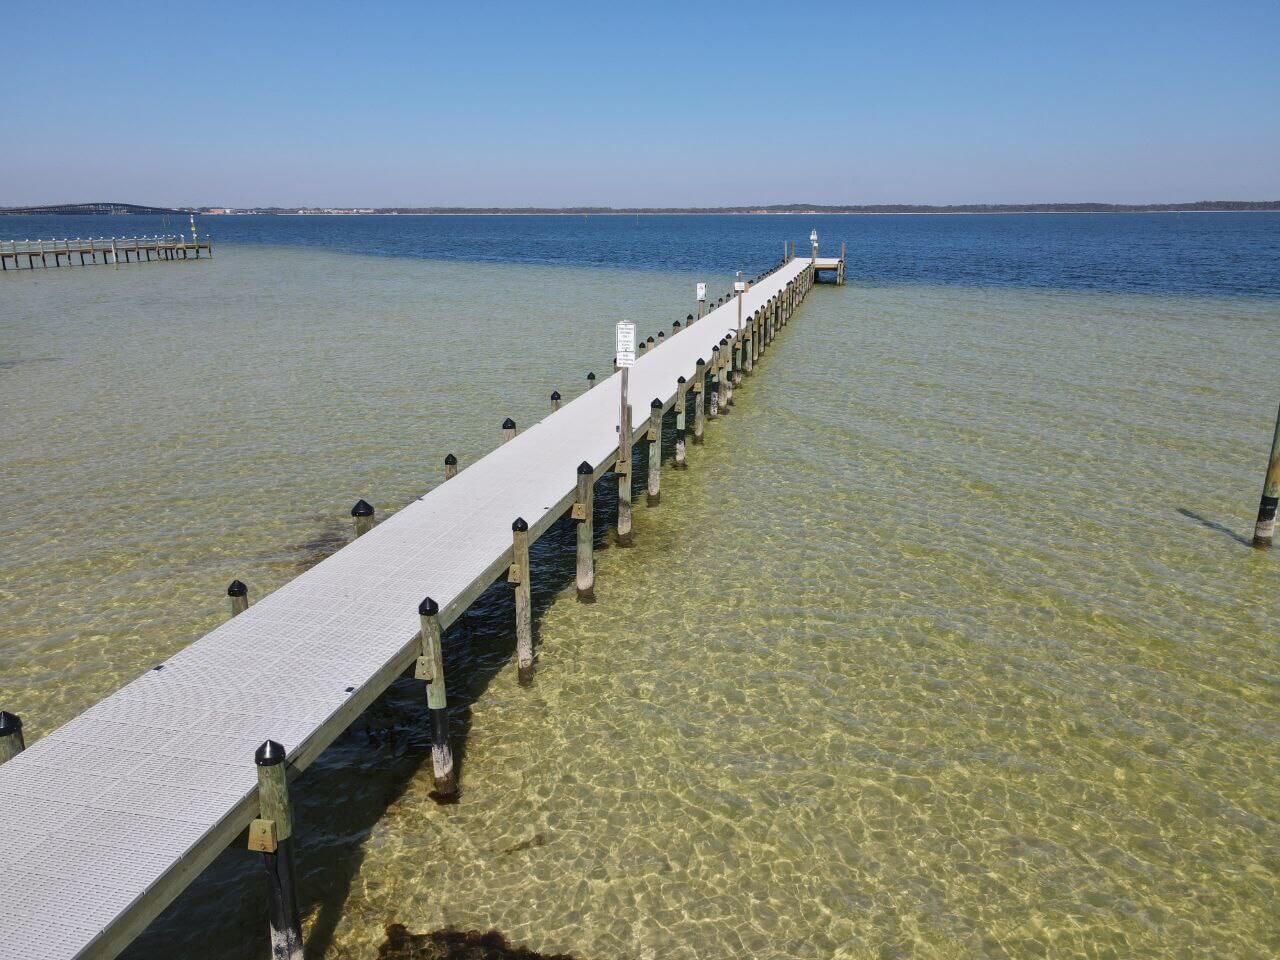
[[5, 1, 1277, 206]]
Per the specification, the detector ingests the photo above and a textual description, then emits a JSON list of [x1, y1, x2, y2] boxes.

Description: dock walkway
[[0, 235, 212, 269], [0, 250, 838, 959]]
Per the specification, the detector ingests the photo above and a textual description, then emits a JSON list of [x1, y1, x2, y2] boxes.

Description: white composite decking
[[0, 255, 823, 960]]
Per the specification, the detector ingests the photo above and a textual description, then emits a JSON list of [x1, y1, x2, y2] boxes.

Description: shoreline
[[163, 208, 1280, 217]]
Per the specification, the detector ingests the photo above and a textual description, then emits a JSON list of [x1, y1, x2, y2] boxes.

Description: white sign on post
[[615, 321, 637, 368], [734, 280, 746, 293], [696, 282, 706, 302]]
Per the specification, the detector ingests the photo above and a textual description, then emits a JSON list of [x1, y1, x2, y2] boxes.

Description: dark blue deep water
[[4, 212, 1278, 297]]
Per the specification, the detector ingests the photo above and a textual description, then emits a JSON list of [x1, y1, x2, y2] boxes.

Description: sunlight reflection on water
[[1, 247, 1277, 958]]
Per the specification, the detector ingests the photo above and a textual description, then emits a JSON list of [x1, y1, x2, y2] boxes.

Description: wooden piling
[[444, 453, 458, 481], [551, 390, 561, 412], [587, 371, 596, 390], [351, 499, 375, 538], [502, 418, 517, 443], [574, 461, 595, 602], [744, 321, 755, 376], [674, 376, 688, 469], [693, 358, 707, 444], [709, 346, 721, 420], [647, 398, 663, 507], [727, 335, 737, 401], [510, 518, 533, 682], [720, 337, 733, 407], [416, 597, 457, 797], [0, 711, 25, 764], [723, 337, 736, 405], [617, 367, 633, 547], [227, 579, 249, 618], [250, 741, 304, 960], [1252, 400, 1280, 547]]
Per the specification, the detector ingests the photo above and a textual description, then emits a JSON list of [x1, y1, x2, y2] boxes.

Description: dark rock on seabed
[[378, 923, 581, 959]]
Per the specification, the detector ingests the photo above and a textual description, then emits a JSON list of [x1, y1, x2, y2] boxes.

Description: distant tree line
[[203, 201, 1280, 214]]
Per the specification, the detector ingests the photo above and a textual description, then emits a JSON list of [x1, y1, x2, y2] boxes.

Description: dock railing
[[0, 234, 211, 268]]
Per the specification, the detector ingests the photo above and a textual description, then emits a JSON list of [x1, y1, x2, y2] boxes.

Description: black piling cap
[[577, 460, 594, 475], [502, 417, 517, 430], [646, 336, 655, 344], [697, 357, 705, 366], [678, 375, 687, 384], [551, 390, 561, 400], [351, 499, 374, 518], [686, 313, 693, 321], [254, 739, 286, 767], [445, 453, 457, 465], [657, 331, 665, 339], [673, 320, 681, 329], [227, 579, 247, 598], [418, 596, 439, 617], [512, 516, 528, 532], [587, 372, 596, 381], [651, 398, 663, 409], [0, 711, 21, 736]]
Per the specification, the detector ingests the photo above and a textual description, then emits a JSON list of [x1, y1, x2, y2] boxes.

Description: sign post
[[734, 275, 746, 330], [614, 321, 637, 546], [696, 282, 706, 320]]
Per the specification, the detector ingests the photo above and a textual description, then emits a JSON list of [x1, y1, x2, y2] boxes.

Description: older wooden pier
[[0, 240, 843, 960], [0, 234, 212, 270]]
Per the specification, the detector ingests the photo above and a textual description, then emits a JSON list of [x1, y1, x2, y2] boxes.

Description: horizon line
[[3, 200, 1280, 216]]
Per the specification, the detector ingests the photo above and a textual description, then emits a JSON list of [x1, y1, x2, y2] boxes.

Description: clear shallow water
[[1, 225, 1278, 958]]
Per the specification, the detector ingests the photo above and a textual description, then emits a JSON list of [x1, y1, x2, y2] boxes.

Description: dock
[[0, 234, 212, 270], [0, 240, 844, 960]]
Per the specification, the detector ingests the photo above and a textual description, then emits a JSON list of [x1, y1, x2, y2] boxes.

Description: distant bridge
[[0, 202, 186, 216]]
